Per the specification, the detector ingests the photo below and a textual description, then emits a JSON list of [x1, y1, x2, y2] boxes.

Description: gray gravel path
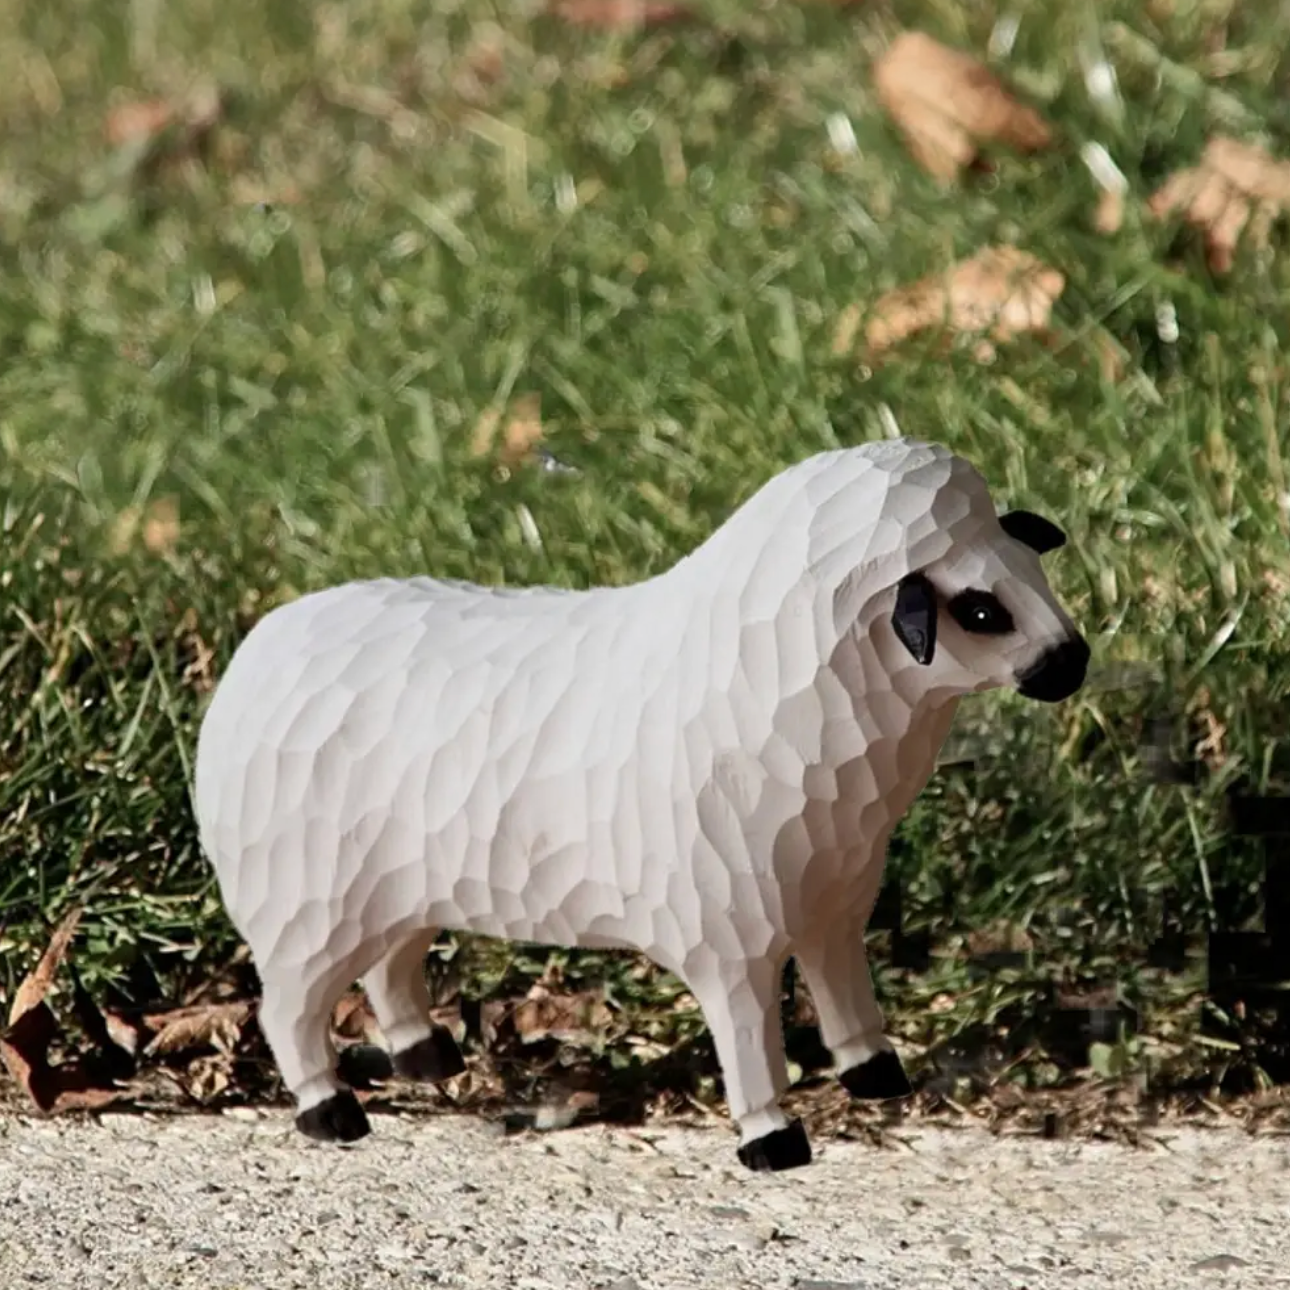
[[1, 1110, 1286, 1289]]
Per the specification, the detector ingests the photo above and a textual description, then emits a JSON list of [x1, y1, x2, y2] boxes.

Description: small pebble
[[1191, 1254, 1251, 1272], [709, 1205, 750, 1220]]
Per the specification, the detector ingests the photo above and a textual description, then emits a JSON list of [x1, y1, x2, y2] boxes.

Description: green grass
[[4, 0, 1290, 1096]]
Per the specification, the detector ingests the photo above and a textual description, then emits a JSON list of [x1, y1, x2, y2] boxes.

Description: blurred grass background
[[4, 0, 1290, 1097]]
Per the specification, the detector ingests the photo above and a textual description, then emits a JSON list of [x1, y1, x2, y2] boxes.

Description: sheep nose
[[1015, 635, 1090, 703]]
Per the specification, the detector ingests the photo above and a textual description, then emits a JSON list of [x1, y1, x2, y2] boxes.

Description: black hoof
[[839, 1049, 912, 1101], [336, 1043, 395, 1089], [392, 1026, 466, 1083], [736, 1118, 812, 1172], [295, 1089, 371, 1143]]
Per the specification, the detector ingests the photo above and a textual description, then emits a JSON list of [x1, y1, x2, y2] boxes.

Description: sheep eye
[[948, 590, 1015, 636]]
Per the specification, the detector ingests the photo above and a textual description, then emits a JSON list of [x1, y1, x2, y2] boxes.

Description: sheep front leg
[[794, 914, 913, 1101], [257, 960, 373, 1144], [686, 957, 811, 1172]]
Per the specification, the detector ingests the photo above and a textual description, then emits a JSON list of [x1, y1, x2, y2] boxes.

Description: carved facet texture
[[194, 437, 1087, 1154]]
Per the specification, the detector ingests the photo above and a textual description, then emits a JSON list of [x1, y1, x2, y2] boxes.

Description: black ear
[[893, 572, 937, 666], [1000, 509, 1066, 555]]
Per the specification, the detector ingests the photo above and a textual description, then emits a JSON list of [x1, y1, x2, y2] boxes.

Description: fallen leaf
[[0, 1037, 128, 1113], [1148, 136, 1290, 272], [102, 1008, 144, 1057], [0, 909, 129, 1113], [69, 964, 139, 1074], [181, 1053, 234, 1103], [109, 497, 182, 556], [178, 614, 218, 693], [1094, 188, 1125, 235], [109, 506, 141, 555], [514, 1088, 600, 1132], [1201, 135, 1290, 205], [548, 0, 693, 28], [143, 497, 180, 553], [332, 990, 382, 1043], [143, 1002, 252, 1057], [470, 406, 502, 458], [502, 393, 544, 464], [470, 392, 545, 466], [102, 85, 226, 190], [452, 25, 509, 105], [1081, 142, 1128, 235], [874, 31, 1052, 184], [105, 85, 223, 152], [0, 1004, 59, 1100], [104, 98, 174, 149], [1091, 328, 1129, 383], [476, 997, 512, 1049], [229, 177, 303, 207], [966, 921, 1036, 957], [6, 907, 82, 1027], [513, 985, 612, 1046], [840, 245, 1065, 360]]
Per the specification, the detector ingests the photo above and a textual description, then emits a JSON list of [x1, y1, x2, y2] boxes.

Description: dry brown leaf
[[843, 245, 1065, 360], [477, 997, 512, 1049], [332, 990, 382, 1043], [6, 907, 81, 1027], [502, 393, 544, 464], [109, 507, 140, 555], [0, 1004, 59, 1100], [143, 497, 180, 553], [0, 1037, 128, 1114], [451, 26, 508, 105], [1205, 136, 1290, 205], [0, 909, 129, 1113], [102, 85, 229, 192], [102, 1008, 144, 1057], [142, 1001, 252, 1057], [548, 0, 694, 28], [68, 967, 140, 1070], [109, 497, 182, 556], [874, 32, 1052, 184], [966, 921, 1036, 957], [1091, 328, 1129, 384], [470, 405, 502, 458], [229, 177, 303, 207], [470, 392, 545, 465], [513, 986, 612, 1046], [1148, 136, 1290, 272], [1094, 188, 1125, 235], [178, 615, 218, 694], [104, 86, 223, 156], [104, 98, 174, 148], [180, 1053, 234, 1103]]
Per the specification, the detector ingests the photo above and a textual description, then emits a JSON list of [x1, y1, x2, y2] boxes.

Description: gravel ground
[[1, 1110, 1287, 1289]]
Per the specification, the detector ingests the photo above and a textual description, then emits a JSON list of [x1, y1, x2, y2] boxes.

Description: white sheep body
[[194, 437, 1086, 1169]]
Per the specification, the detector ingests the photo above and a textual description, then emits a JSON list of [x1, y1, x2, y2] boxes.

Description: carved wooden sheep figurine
[[194, 436, 1088, 1172]]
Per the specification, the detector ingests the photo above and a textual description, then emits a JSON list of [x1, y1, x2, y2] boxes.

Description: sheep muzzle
[[1014, 635, 1090, 703]]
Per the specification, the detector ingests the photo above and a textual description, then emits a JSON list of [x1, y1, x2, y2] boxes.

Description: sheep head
[[808, 439, 1088, 706]]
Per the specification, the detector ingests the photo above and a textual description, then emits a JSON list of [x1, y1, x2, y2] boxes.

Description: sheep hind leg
[[356, 927, 465, 1084], [686, 957, 811, 1173], [257, 965, 371, 1144], [794, 922, 912, 1102]]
